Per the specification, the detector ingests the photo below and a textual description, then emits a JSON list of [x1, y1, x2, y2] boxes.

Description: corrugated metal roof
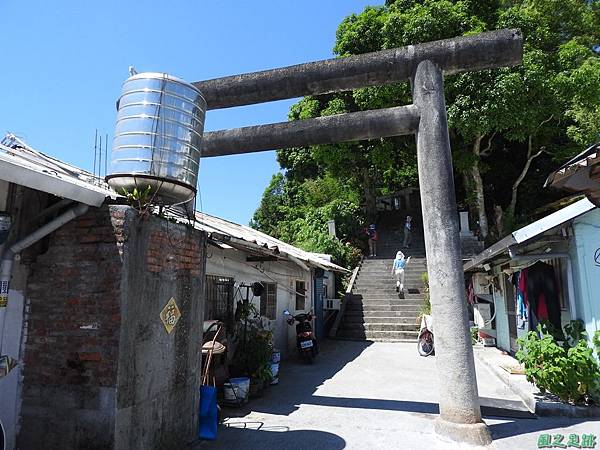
[[0, 133, 116, 206], [545, 143, 600, 186], [193, 211, 349, 273], [464, 198, 596, 271]]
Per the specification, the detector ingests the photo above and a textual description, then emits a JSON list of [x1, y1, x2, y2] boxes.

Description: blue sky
[[0, 0, 373, 225]]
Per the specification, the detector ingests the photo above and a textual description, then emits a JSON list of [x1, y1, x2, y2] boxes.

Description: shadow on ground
[[489, 417, 600, 440], [192, 425, 346, 450], [221, 339, 374, 417]]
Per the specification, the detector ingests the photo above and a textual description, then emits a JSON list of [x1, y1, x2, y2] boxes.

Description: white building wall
[[0, 180, 26, 450], [571, 209, 600, 340], [205, 244, 312, 358]]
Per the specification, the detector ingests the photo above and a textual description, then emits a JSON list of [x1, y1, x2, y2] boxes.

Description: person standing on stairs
[[366, 223, 378, 257], [403, 215, 413, 248], [392, 251, 411, 292]]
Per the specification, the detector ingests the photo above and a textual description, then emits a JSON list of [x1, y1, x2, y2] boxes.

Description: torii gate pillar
[[413, 60, 491, 445]]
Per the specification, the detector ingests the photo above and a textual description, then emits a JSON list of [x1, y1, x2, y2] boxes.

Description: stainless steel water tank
[[106, 72, 206, 205]]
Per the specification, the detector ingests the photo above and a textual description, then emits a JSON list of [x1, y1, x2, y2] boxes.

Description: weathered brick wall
[[18, 205, 207, 450], [19, 205, 125, 450]]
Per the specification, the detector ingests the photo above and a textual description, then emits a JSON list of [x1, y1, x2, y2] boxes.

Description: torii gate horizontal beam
[[194, 29, 522, 110], [200, 105, 419, 157]]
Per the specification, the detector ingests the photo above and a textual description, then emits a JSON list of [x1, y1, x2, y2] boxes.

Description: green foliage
[[231, 327, 273, 379], [253, 0, 600, 262], [516, 320, 600, 405], [251, 172, 363, 269], [121, 185, 152, 213], [231, 303, 274, 379], [420, 272, 431, 316]]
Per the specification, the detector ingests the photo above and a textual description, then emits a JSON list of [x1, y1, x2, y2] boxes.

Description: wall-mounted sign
[[594, 248, 600, 267], [0, 280, 8, 308], [160, 297, 181, 334]]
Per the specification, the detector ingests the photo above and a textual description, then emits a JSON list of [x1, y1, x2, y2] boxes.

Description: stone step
[[352, 290, 424, 297], [355, 280, 425, 286], [344, 310, 420, 318], [357, 268, 427, 274], [349, 297, 424, 304], [346, 304, 423, 312], [351, 296, 424, 303], [343, 315, 417, 324], [336, 330, 420, 341], [340, 322, 419, 332]]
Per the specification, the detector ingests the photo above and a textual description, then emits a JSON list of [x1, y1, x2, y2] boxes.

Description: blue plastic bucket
[[224, 377, 250, 404]]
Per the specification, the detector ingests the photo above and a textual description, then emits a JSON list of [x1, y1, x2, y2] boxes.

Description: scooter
[[417, 314, 435, 357], [284, 310, 318, 363]]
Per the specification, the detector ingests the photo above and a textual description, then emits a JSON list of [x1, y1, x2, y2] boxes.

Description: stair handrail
[[329, 257, 363, 338]]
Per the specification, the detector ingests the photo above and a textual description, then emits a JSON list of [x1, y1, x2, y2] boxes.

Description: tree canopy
[[252, 0, 600, 268]]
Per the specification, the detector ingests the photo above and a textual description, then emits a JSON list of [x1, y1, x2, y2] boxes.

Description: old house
[[0, 135, 347, 449], [191, 212, 346, 355], [464, 198, 599, 353]]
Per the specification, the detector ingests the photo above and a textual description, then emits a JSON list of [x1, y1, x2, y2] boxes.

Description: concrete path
[[198, 341, 600, 449]]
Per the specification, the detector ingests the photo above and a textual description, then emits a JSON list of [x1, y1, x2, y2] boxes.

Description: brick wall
[[18, 205, 207, 450], [19, 205, 125, 450]]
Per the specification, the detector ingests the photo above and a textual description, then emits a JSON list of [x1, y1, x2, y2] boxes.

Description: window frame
[[259, 282, 277, 320], [204, 275, 235, 325], [295, 279, 306, 311]]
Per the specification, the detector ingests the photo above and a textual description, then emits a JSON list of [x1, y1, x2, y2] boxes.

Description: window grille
[[205, 275, 235, 325], [260, 282, 277, 319], [295, 280, 306, 311]]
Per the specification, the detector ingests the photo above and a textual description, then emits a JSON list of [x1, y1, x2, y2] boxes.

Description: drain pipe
[[0, 203, 90, 355]]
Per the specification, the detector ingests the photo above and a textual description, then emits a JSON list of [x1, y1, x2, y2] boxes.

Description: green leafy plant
[[255, 363, 273, 384], [471, 326, 479, 346], [516, 320, 600, 405], [121, 185, 153, 216], [419, 272, 431, 317]]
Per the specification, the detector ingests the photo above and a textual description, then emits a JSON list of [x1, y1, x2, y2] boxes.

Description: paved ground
[[198, 341, 600, 450]]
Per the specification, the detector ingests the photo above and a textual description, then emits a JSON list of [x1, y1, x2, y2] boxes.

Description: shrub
[[516, 320, 600, 405], [420, 272, 431, 316]]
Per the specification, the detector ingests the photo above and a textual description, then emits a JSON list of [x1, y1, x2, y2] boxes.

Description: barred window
[[260, 282, 277, 320], [295, 280, 306, 311], [205, 275, 235, 324]]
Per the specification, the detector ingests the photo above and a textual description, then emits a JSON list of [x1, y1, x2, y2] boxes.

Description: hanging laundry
[[515, 271, 527, 329], [525, 261, 561, 332]]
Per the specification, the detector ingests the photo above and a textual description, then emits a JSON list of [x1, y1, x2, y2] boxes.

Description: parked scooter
[[284, 310, 318, 363], [417, 314, 435, 357]]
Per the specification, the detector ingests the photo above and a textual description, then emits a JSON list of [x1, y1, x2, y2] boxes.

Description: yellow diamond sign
[[160, 297, 181, 334]]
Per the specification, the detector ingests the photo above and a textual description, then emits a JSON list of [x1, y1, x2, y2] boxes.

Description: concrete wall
[[16, 205, 207, 450], [205, 244, 312, 358], [114, 207, 206, 450], [571, 208, 600, 340]]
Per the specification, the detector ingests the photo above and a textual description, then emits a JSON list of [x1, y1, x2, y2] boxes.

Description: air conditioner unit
[[324, 298, 341, 310]]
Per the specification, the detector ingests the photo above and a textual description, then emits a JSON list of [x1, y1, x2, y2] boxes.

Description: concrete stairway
[[336, 210, 427, 342]]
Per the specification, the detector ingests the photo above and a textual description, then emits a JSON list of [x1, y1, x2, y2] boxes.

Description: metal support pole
[[413, 60, 491, 446]]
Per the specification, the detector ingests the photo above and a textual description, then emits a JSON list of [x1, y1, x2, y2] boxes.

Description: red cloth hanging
[[518, 268, 528, 307]]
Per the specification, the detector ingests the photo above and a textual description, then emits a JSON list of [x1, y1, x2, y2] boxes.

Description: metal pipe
[[0, 203, 89, 354], [194, 29, 522, 110], [200, 105, 419, 157]]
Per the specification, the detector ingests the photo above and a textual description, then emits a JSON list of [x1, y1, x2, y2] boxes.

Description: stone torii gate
[[195, 29, 523, 446]]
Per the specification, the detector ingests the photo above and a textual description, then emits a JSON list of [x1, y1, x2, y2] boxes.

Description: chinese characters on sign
[[0, 279, 9, 307], [538, 433, 597, 449], [160, 297, 181, 334]]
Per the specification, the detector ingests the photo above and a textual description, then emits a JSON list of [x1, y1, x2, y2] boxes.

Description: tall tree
[[252, 0, 600, 263]]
